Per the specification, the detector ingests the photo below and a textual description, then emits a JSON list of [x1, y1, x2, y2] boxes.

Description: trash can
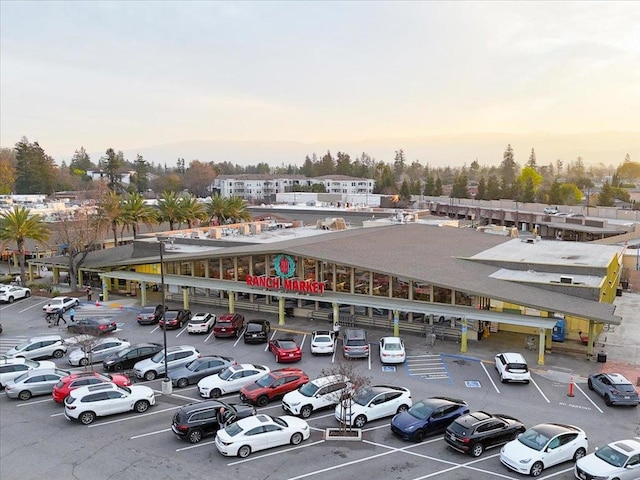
[[597, 350, 607, 363], [99, 293, 104, 302]]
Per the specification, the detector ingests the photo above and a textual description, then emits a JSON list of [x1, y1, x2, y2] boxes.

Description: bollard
[[567, 376, 575, 397]]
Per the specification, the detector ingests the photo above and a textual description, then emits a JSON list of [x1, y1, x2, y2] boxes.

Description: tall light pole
[[159, 240, 172, 394]]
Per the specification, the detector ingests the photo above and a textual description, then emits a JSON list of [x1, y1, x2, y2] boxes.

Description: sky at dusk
[[1, 1, 639, 166]]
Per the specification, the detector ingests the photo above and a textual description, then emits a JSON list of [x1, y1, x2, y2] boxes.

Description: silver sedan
[[68, 338, 131, 366], [4, 368, 70, 400]]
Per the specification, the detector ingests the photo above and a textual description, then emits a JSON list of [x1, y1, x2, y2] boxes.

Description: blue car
[[390, 396, 469, 442]]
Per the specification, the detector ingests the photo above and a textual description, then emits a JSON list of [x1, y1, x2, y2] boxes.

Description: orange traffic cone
[[96, 300, 100, 307], [567, 377, 575, 397]]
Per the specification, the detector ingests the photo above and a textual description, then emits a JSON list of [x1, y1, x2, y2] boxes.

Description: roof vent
[[559, 276, 573, 284]]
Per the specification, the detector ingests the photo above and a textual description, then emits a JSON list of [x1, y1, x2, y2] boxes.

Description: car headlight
[[288, 401, 301, 407], [405, 424, 418, 432], [519, 458, 531, 464]]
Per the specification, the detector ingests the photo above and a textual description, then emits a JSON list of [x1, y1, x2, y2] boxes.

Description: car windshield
[[407, 400, 435, 420], [13, 372, 30, 383], [219, 367, 234, 380], [298, 382, 320, 397], [353, 387, 378, 406], [594, 445, 629, 468], [247, 324, 263, 332], [150, 352, 165, 363], [272, 417, 288, 428], [24, 359, 39, 368], [117, 349, 131, 358], [14, 340, 30, 351], [255, 374, 274, 388], [278, 341, 297, 349], [217, 319, 232, 325], [314, 336, 331, 343], [384, 342, 402, 351], [613, 383, 636, 393], [225, 422, 243, 437], [517, 428, 550, 451], [190, 319, 205, 324], [185, 361, 199, 371]]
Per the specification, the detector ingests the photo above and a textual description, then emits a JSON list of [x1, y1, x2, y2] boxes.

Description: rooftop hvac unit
[[559, 276, 573, 284]]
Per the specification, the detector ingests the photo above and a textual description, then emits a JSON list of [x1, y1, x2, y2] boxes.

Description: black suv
[[445, 411, 526, 457], [103, 343, 163, 372], [171, 400, 255, 444], [243, 320, 271, 344]]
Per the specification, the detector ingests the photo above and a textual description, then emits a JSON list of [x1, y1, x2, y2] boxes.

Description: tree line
[[1, 137, 639, 207]]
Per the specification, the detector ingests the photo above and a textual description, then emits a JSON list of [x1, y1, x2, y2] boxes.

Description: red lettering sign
[[247, 275, 324, 295]]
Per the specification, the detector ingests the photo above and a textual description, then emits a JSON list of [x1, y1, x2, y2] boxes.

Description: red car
[[159, 309, 191, 330], [213, 313, 245, 338], [52, 371, 131, 403], [239, 367, 309, 407], [268, 338, 303, 363]]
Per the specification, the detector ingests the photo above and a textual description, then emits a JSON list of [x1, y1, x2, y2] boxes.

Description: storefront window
[[253, 255, 266, 277], [354, 269, 370, 295], [413, 282, 432, 302], [237, 256, 250, 281], [303, 258, 316, 281], [455, 290, 473, 306], [372, 273, 389, 297], [319, 261, 333, 291], [166, 261, 177, 275], [180, 262, 192, 276], [222, 258, 235, 280], [334, 264, 351, 292], [433, 285, 453, 304], [392, 277, 409, 299], [209, 258, 221, 279], [193, 260, 206, 278]]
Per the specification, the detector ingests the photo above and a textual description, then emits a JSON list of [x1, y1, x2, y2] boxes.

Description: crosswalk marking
[[406, 354, 450, 381]]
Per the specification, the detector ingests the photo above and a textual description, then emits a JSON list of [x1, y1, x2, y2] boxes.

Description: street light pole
[[159, 240, 172, 394]]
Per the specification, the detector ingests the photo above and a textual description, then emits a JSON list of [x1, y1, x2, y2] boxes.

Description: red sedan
[[268, 338, 303, 363], [52, 371, 131, 403]]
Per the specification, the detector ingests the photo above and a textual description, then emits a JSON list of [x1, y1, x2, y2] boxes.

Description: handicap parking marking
[[406, 354, 451, 382]]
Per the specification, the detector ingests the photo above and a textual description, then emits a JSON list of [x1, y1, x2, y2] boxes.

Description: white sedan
[[198, 363, 270, 398], [335, 385, 412, 428], [379, 336, 406, 364], [187, 312, 216, 334], [215, 414, 310, 458], [42, 296, 80, 313], [575, 438, 640, 480], [310, 330, 336, 355], [500, 423, 588, 477], [0, 286, 31, 303]]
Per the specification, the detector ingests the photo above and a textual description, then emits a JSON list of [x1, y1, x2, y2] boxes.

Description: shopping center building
[[29, 218, 624, 365]]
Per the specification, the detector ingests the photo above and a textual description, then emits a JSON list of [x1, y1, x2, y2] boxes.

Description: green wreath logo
[[274, 254, 296, 279]]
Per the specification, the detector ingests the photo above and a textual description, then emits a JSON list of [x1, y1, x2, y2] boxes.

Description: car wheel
[[397, 404, 409, 414], [177, 378, 188, 388], [530, 461, 544, 477], [587, 379, 594, 390], [18, 390, 32, 401], [80, 411, 96, 425], [25, 291, 31, 298], [188, 429, 203, 443], [211, 388, 222, 399], [238, 445, 251, 458], [275, 353, 280, 363], [604, 394, 612, 406], [300, 405, 313, 419], [354, 415, 367, 428], [113, 363, 123, 372], [134, 400, 150, 413], [414, 430, 425, 442], [53, 349, 64, 359], [573, 447, 586, 461], [257, 395, 269, 407], [290, 432, 303, 445], [471, 443, 484, 457], [79, 358, 89, 366], [8, 297, 14, 303], [144, 371, 157, 381]]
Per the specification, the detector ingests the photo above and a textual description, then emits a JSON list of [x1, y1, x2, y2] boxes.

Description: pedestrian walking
[[55, 308, 66, 326], [86, 286, 92, 301], [69, 307, 75, 323]]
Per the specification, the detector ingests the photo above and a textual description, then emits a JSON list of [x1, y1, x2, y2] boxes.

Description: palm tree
[[180, 195, 207, 229], [121, 192, 157, 238], [226, 196, 252, 223], [96, 191, 122, 246], [206, 194, 229, 225], [0, 206, 49, 285], [157, 191, 184, 231]]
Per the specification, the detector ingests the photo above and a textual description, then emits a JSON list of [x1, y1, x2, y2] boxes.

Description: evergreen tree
[[486, 176, 501, 200], [132, 154, 150, 193], [598, 180, 615, 206], [549, 180, 563, 204], [99, 148, 125, 193], [423, 175, 435, 196], [69, 146, 93, 175], [499, 144, 518, 198], [434, 177, 443, 196], [451, 173, 469, 198], [14, 137, 57, 194], [477, 177, 486, 200], [393, 149, 406, 178], [399, 180, 411, 201], [527, 148, 537, 169]]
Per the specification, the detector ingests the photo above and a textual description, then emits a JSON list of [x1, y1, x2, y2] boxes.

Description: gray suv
[[342, 328, 369, 358], [5, 335, 68, 360], [587, 372, 639, 406]]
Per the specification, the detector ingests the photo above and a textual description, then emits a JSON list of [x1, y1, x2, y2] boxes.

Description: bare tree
[[320, 360, 370, 434]]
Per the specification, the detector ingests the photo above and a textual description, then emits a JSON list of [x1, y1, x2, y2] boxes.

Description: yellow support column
[[228, 291, 235, 313], [279, 297, 285, 326], [587, 321, 595, 359], [182, 287, 189, 309], [332, 302, 339, 332], [393, 310, 400, 337], [537, 328, 545, 365], [140, 283, 147, 306], [460, 318, 468, 353], [102, 279, 108, 302]]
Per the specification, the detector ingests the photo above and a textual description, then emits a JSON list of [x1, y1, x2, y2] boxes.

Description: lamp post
[[159, 240, 172, 395]]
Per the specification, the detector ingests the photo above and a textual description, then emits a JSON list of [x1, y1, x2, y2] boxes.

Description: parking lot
[[1, 296, 638, 480]]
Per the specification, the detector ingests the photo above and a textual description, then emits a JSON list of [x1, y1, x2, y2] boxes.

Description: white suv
[[64, 382, 156, 425], [5, 335, 68, 360], [494, 352, 530, 384], [133, 345, 200, 381], [187, 312, 216, 334], [282, 375, 350, 419], [42, 296, 80, 314], [0, 357, 56, 387]]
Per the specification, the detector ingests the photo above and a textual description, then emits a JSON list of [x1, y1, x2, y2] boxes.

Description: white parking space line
[[176, 327, 187, 337], [233, 331, 244, 347], [227, 439, 325, 466], [131, 428, 171, 439], [299, 333, 307, 349], [204, 331, 215, 342], [16, 398, 54, 407], [50, 412, 65, 417], [575, 383, 604, 413], [152, 390, 203, 403], [151, 326, 160, 334], [87, 405, 181, 427], [176, 439, 217, 451], [530, 377, 550, 403], [480, 361, 500, 393]]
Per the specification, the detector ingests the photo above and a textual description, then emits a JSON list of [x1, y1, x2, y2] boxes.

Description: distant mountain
[[112, 132, 639, 168]]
